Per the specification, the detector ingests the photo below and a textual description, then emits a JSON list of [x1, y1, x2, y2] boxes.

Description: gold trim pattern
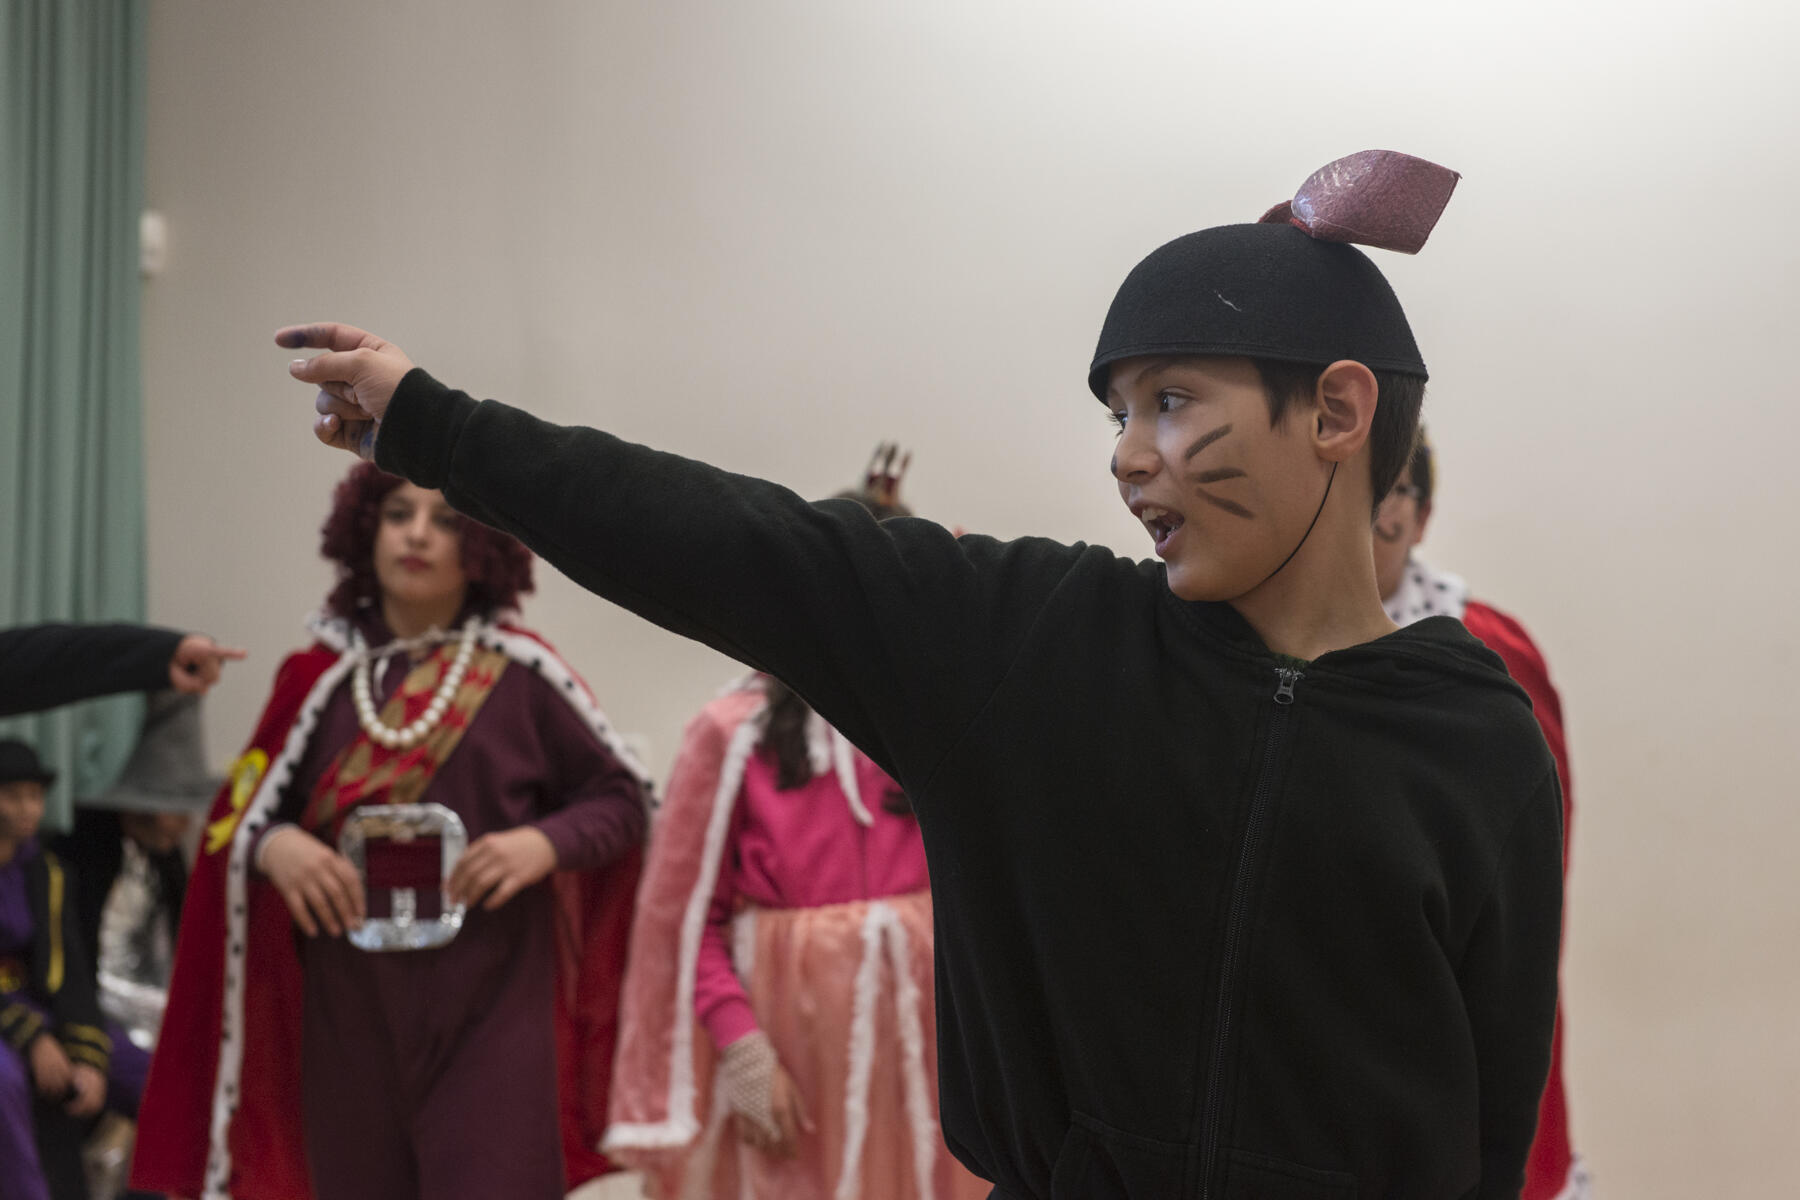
[[67, 1042, 109, 1069], [45, 854, 64, 994], [65, 1022, 113, 1053]]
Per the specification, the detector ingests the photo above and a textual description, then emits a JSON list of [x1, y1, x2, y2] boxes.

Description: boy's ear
[[1310, 360, 1378, 464]]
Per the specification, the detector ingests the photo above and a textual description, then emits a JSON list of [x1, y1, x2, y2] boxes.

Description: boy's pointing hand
[[277, 323, 415, 459]]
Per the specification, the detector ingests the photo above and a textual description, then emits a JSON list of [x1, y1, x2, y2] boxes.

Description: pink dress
[[606, 679, 988, 1200]]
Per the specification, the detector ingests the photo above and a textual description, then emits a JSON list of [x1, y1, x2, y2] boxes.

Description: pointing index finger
[[274, 322, 384, 352]]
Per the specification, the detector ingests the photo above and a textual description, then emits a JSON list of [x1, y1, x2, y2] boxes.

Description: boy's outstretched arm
[[279, 323, 1080, 785], [1458, 770, 1565, 1199]]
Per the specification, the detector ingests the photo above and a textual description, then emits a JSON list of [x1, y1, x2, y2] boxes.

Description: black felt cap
[[1087, 222, 1427, 400], [0, 739, 56, 787]]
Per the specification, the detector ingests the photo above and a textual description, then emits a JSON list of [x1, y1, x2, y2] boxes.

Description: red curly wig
[[319, 463, 534, 619]]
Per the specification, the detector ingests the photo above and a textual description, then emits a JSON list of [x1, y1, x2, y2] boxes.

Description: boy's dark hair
[[1250, 359, 1426, 514], [1407, 429, 1435, 506]]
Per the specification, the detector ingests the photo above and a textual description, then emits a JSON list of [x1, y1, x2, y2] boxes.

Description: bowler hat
[[0, 739, 56, 787]]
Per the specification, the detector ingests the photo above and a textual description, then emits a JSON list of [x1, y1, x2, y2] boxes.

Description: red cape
[[1464, 600, 1579, 1200], [134, 626, 643, 1198]]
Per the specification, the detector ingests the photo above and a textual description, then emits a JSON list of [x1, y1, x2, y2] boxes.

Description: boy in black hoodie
[[0, 739, 110, 1200], [281, 151, 1560, 1199]]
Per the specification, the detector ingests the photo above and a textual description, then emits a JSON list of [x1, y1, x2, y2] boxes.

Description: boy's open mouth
[[1139, 505, 1186, 552]]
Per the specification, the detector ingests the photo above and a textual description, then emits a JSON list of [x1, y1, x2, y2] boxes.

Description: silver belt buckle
[[339, 803, 468, 951]]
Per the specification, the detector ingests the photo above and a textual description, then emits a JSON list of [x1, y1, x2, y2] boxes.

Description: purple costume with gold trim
[[1, 838, 112, 1200]]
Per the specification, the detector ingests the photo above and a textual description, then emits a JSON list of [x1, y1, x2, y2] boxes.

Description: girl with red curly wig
[[138, 465, 652, 1200]]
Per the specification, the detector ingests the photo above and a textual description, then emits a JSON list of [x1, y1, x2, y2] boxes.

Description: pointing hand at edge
[[169, 633, 248, 695]]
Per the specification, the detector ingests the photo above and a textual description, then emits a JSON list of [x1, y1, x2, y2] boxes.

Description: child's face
[[121, 810, 193, 855], [1371, 474, 1432, 601], [0, 781, 46, 844], [1107, 355, 1331, 602], [373, 482, 469, 614]]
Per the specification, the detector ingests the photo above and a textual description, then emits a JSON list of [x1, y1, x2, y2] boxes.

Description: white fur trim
[[1383, 557, 1469, 626], [790, 686, 865, 824], [832, 727, 873, 827], [886, 911, 939, 1200], [481, 623, 654, 793], [1547, 1154, 1593, 1200], [835, 903, 888, 1200], [303, 608, 353, 653], [731, 906, 757, 986], [206, 615, 652, 1195], [715, 671, 762, 699], [831, 900, 938, 1199], [806, 708, 833, 778], [602, 697, 768, 1155], [203, 647, 359, 1197], [304, 613, 654, 792], [304, 606, 522, 654]]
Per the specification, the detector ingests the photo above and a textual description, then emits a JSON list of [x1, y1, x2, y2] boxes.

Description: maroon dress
[[259, 619, 645, 1200]]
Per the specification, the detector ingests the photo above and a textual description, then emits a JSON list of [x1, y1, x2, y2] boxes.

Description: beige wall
[[142, 2, 1800, 1194]]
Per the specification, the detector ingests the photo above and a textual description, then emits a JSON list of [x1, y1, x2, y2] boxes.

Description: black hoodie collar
[[1161, 586, 1521, 701]]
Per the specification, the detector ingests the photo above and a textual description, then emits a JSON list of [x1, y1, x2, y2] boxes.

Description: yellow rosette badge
[[205, 748, 270, 855]]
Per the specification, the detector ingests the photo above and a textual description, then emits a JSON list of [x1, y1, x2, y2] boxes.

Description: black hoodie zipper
[[1198, 665, 1301, 1197]]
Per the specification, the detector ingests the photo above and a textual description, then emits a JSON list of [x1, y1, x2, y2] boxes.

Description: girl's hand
[[27, 1034, 72, 1098], [446, 827, 558, 910], [260, 825, 366, 937], [763, 1062, 815, 1159], [721, 1032, 815, 1159], [65, 1062, 106, 1118]]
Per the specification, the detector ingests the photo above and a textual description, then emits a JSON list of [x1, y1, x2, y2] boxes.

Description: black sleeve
[[1458, 772, 1564, 1200], [0, 623, 185, 717], [49, 809, 125, 973], [156, 847, 189, 927], [374, 369, 1092, 786]]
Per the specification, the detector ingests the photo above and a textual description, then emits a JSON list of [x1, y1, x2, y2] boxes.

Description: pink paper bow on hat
[[1259, 150, 1460, 255]]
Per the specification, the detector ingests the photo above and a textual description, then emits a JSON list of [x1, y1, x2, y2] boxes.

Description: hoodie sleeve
[[1457, 770, 1563, 1199], [0, 623, 184, 717], [374, 369, 1093, 788]]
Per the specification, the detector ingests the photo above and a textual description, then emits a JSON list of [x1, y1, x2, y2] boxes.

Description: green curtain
[[0, 0, 148, 833]]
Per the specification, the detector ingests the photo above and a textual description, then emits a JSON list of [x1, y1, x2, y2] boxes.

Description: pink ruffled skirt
[[649, 891, 988, 1200]]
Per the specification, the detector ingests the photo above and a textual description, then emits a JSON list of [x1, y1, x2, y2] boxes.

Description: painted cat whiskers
[[1182, 423, 1253, 519]]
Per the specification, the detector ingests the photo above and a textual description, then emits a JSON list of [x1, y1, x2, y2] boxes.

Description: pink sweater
[[694, 744, 929, 1048]]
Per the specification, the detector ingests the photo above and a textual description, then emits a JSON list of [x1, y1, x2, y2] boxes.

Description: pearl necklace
[[350, 620, 480, 750]]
